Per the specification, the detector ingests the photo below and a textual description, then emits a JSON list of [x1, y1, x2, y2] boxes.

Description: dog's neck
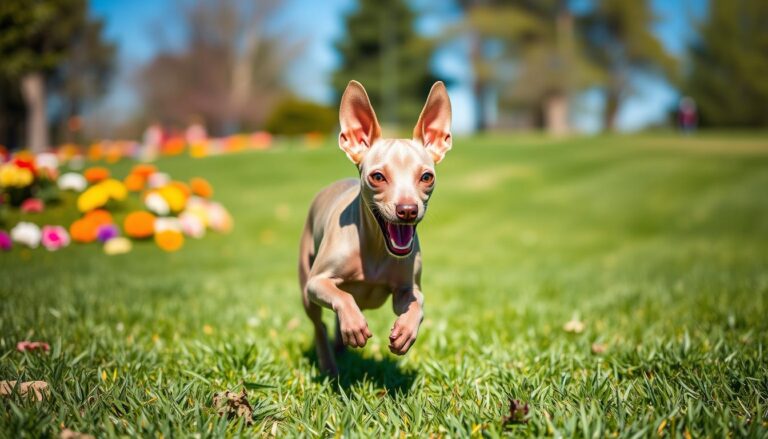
[[355, 185, 402, 260]]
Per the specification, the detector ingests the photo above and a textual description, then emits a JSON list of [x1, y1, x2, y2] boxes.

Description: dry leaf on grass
[[59, 428, 95, 439], [591, 342, 607, 355], [563, 318, 585, 333], [212, 388, 254, 425], [502, 399, 530, 425], [0, 380, 49, 401], [16, 341, 50, 353]]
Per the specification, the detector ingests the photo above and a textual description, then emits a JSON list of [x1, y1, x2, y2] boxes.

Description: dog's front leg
[[306, 276, 372, 348], [389, 285, 424, 355]]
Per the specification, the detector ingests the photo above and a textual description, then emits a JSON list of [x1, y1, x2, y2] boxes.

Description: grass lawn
[[1, 133, 767, 437]]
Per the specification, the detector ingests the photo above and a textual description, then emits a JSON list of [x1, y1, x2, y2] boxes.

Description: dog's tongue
[[386, 222, 414, 250]]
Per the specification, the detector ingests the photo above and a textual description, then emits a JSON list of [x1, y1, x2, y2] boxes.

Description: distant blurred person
[[678, 97, 697, 134], [141, 122, 163, 161], [186, 118, 209, 158], [185, 117, 207, 145]]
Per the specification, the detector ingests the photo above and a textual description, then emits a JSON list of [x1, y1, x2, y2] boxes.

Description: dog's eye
[[420, 172, 434, 184], [369, 172, 386, 184]]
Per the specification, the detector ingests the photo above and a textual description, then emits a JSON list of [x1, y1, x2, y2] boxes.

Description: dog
[[299, 80, 452, 375]]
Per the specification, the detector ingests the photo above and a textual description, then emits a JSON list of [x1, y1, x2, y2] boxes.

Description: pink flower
[[20, 198, 44, 214], [16, 341, 50, 353], [0, 230, 11, 251], [41, 225, 70, 251]]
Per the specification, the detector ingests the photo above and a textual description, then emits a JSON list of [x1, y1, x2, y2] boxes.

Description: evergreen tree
[[333, 0, 439, 127], [685, 0, 768, 127]]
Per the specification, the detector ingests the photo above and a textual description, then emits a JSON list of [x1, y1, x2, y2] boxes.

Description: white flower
[[57, 172, 87, 192], [147, 172, 170, 189], [207, 202, 233, 233], [35, 153, 59, 172], [104, 237, 132, 255], [154, 217, 181, 233], [144, 192, 170, 216], [11, 222, 42, 248], [179, 211, 206, 238]]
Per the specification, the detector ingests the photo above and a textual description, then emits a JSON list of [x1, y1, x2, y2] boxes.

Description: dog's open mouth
[[371, 209, 415, 256]]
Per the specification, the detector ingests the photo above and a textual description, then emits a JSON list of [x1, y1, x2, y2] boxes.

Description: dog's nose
[[395, 204, 418, 221]]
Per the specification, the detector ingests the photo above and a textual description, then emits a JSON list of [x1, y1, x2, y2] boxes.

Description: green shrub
[[265, 98, 337, 135]]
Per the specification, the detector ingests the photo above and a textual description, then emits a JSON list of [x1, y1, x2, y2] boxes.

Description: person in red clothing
[[679, 96, 697, 133]]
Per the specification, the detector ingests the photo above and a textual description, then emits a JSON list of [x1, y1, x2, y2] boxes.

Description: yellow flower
[[99, 178, 128, 201], [0, 164, 33, 188], [77, 186, 110, 212], [158, 185, 187, 212]]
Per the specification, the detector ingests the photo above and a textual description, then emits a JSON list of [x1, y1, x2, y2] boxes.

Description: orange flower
[[131, 164, 157, 179], [84, 209, 113, 227], [190, 177, 213, 198], [155, 230, 184, 252], [70, 218, 98, 243], [124, 211, 156, 238], [105, 144, 122, 163], [162, 137, 186, 156], [88, 143, 103, 161], [84, 167, 110, 183], [124, 173, 145, 192]]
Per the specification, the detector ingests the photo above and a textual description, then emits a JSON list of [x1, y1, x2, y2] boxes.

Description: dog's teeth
[[390, 237, 413, 250]]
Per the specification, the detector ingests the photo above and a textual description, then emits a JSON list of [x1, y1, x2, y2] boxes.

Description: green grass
[[1, 133, 767, 437]]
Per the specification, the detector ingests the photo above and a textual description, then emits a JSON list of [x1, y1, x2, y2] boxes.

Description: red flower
[[12, 157, 37, 174], [20, 198, 44, 214]]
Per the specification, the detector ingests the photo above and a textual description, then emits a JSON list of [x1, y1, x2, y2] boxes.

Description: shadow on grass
[[303, 346, 417, 394]]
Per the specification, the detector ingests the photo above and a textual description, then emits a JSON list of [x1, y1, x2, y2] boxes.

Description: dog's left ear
[[413, 81, 452, 164]]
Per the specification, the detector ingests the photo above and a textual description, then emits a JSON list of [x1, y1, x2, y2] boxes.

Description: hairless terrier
[[299, 81, 453, 375]]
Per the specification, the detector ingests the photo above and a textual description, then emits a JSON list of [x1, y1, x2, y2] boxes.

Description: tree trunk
[[21, 72, 48, 152], [544, 92, 569, 136], [470, 32, 488, 132], [603, 89, 619, 132]]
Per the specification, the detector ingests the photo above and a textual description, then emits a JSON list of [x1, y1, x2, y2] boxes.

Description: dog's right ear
[[338, 80, 381, 165]]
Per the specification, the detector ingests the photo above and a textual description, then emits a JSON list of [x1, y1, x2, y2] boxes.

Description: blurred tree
[[0, 76, 26, 150], [453, 0, 601, 134], [581, 0, 676, 131], [138, 0, 300, 134], [333, 0, 440, 128], [265, 98, 336, 135], [50, 18, 115, 143], [0, 0, 112, 150], [452, 0, 533, 132], [685, 0, 768, 127]]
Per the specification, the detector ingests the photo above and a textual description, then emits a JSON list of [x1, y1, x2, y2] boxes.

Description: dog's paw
[[338, 308, 372, 348], [388, 315, 420, 355]]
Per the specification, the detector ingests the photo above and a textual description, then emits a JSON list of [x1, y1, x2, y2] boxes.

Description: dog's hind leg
[[299, 219, 337, 376]]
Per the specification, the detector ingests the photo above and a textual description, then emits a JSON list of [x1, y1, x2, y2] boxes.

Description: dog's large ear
[[338, 81, 381, 165], [413, 81, 452, 164]]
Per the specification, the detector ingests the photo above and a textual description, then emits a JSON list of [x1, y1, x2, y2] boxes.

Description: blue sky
[[90, 0, 707, 134]]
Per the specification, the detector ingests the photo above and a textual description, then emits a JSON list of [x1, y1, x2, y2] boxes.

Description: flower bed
[[0, 153, 232, 254]]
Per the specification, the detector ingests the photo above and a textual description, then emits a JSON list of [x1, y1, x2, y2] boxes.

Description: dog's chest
[[339, 257, 414, 310], [339, 280, 391, 310]]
